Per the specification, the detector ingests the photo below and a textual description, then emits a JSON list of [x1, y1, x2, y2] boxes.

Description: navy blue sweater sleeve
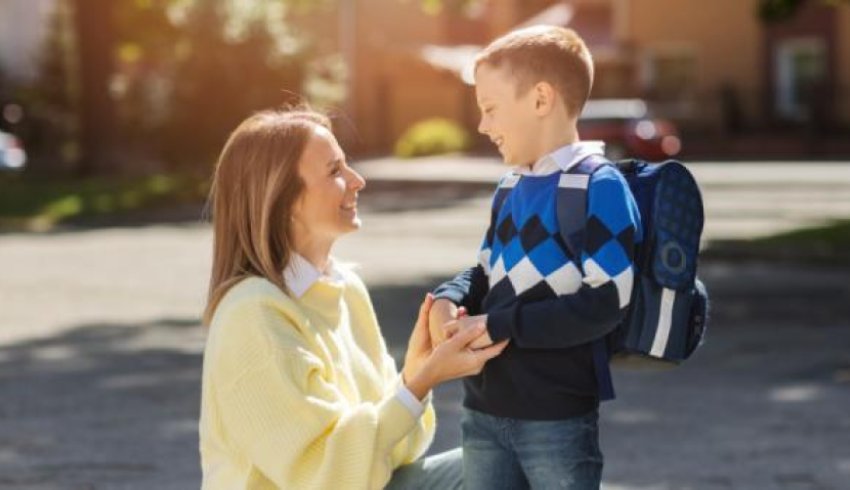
[[432, 265, 489, 315], [487, 166, 642, 348], [432, 182, 501, 314]]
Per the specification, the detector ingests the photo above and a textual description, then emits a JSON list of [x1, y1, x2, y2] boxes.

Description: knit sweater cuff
[[432, 288, 465, 306]]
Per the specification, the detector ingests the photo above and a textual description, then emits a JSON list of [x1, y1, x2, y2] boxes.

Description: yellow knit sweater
[[199, 269, 436, 489]]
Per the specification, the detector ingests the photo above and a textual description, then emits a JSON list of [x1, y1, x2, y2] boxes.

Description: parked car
[[579, 98, 682, 161], [0, 130, 26, 171]]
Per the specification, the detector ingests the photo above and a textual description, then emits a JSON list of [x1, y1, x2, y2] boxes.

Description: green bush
[[0, 173, 208, 230], [394, 118, 471, 158]]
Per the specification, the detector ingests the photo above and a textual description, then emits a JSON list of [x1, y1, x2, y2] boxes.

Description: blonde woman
[[199, 109, 508, 489]]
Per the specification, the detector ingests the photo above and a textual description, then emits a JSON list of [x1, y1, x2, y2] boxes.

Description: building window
[[642, 47, 697, 103], [774, 37, 827, 121]]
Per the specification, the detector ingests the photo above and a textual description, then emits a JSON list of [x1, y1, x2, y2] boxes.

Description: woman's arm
[[212, 293, 506, 490], [212, 300, 423, 490]]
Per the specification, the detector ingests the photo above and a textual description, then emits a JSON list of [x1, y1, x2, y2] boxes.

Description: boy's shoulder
[[588, 163, 626, 184]]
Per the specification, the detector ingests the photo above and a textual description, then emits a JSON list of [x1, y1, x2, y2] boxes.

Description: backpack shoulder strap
[[557, 155, 617, 402], [556, 155, 611, 259]]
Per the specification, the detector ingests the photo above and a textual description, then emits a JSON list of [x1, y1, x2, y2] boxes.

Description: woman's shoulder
[[205, 276, 313, 367], [211, 276, 308, 330]]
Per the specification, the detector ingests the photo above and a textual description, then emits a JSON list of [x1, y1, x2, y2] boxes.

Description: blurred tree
[[66, 0, 313, 174], [60, 0, 479, 175], [159, 1, 307, 171], [14, 0, 79, 175], [71, 0, 117, 175], [759, 0, 850, 22]]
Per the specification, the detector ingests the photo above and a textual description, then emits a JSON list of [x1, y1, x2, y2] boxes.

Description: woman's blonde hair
[[203, 108, 331, 325]]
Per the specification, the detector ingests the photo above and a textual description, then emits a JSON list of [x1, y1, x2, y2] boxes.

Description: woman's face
[[293, 125, 366, 244]]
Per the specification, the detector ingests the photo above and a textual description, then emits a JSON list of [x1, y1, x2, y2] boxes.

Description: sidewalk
[[354, 155, 850, 242]]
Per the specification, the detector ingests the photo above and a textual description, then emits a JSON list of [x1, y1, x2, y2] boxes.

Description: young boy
[[430, 26, 642, 489]]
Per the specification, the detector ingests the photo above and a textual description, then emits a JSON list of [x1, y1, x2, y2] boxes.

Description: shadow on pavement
[[2, 264, 849, 488], [0, 318, 202, 490]]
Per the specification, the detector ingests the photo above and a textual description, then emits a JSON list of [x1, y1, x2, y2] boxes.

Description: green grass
[[706, 219, 850, 264], [755, 219, 850, 248], [0, 174, 209, 230]]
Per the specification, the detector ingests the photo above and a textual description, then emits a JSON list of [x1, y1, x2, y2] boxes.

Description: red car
[[578, 99, 682, 161]]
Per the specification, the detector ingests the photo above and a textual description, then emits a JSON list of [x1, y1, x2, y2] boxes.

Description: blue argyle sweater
[[434, 162, 642, 420]]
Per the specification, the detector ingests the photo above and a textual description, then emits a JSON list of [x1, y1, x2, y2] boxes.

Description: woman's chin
[[341, 208, 361, 229], [338, 215, 362, 234]]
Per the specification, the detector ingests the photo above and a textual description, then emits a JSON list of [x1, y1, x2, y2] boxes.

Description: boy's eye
[[330, 165, 342, 176]]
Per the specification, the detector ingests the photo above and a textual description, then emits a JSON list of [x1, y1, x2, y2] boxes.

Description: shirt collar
[[516, 140, 606, 176], [283, 253, 344, 298]]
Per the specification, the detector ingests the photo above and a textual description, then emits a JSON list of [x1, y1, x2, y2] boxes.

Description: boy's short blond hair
[[475, 25, 594, 117]]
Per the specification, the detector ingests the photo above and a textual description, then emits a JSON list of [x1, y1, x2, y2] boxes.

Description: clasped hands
[[401, 294, 508, 400], [428, 299, 495, 350]]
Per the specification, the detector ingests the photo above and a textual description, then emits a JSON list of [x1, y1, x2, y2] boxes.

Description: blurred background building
[[1, 0, 849, 173]]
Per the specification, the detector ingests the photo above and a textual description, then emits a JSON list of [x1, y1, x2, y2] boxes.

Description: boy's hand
[[404, 295, 508, 399], [429, 299, 458, 345], [443, 314, 493, 350]]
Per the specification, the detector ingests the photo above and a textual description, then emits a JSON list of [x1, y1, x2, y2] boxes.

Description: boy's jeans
[[461, 407, 603, 490]]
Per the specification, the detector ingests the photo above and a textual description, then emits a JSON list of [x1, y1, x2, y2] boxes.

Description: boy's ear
[[533, 82, 556, 116]]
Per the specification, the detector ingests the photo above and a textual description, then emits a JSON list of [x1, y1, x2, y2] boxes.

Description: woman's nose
[[347, 167, 366, 191]]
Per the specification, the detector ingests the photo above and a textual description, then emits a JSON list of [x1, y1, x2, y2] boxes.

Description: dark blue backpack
[[490, 156, 710, 400], [557, 157, 709, 376]]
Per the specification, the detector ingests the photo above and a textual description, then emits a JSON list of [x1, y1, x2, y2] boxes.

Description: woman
[[199, 109, 508, 489]]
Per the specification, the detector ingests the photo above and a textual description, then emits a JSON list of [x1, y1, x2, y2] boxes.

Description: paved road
[[356, 157, 850, 241], [1, 159, 849, 489]]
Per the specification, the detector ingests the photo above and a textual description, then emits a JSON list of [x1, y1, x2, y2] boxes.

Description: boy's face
[[475, 63, 540, 166]]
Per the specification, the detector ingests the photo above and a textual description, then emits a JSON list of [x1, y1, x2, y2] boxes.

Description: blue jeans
[[385, 447, 463, 489], [461, 408, 603, 490]]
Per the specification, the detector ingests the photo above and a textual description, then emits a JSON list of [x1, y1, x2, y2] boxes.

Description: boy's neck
[[529, 117, 580, 164]]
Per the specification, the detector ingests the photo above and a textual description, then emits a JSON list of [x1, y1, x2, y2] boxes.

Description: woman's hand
[[428, 299, 456, 345], [428, 299, 467, 345], [403, 294, 508, 400], [441, 314, 493, 350]]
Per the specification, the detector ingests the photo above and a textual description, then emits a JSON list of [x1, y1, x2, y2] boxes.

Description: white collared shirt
[[283, 253, 344, 299], [516, 140, 606, 176], [283, 253, 428, 418]]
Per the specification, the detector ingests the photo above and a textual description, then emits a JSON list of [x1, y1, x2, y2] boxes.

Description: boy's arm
[[431, 175, 511, 314], [429, 182, 502, 342], [485, 166, 642, 349], [429, 264, 489, 343], [432, 264, 489, 315]]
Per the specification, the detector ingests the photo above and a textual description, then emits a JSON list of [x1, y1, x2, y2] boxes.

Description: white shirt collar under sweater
[[283, 253, 345, 298], [516, 140, 606, 176]]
